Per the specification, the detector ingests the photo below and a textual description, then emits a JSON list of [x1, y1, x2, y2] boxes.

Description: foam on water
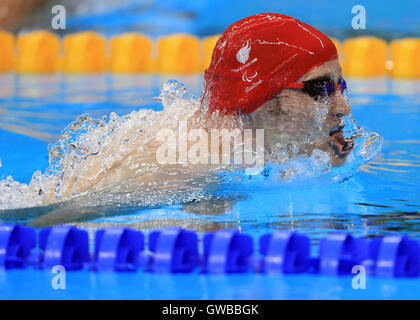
[[0, 81, 382, 213]]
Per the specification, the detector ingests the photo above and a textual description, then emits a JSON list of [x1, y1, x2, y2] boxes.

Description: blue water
[[29, 0, 420, 39], [2, 269, 420, 299], [0, 75, 419, 299]]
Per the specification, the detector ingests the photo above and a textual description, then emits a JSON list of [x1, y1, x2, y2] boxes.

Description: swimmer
[[1, 13, 358, 223], [201, 12, 354, 166], [61, 12, 353, 194]]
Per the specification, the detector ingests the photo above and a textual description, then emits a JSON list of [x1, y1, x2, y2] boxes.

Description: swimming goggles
[[286, 78, 347, 100]]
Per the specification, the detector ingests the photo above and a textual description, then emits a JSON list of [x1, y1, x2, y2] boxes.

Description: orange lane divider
[[343, 36, 388, 77], [0, 31, 14, 72], [62, 31, 107, 73], [155, 33, 200, 74], [110, 33, 152, 73], [15, 30, 60, 73], [390, 38, 420, 78], [0, 30, 419, 78]]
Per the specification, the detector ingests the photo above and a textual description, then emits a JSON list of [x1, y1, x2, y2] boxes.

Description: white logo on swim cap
[[236, 40, 251, 64], [242, 71, 258, 82]]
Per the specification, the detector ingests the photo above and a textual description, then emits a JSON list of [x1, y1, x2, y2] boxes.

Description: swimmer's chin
[[329, 125, 354, 153], [324, 120, 355, 166], [328, 138, 354, 166], [310, 135, 354, 167]]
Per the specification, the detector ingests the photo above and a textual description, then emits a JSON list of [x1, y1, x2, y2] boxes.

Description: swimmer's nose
[[331, 92, 351, 118]]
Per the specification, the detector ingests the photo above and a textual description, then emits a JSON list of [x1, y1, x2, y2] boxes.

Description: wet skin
[[249, 59, 353, 166]]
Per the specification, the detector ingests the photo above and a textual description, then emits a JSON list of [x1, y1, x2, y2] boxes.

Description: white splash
[[0, 81, 382, 212]]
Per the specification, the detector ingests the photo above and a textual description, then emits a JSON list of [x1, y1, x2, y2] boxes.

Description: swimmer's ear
[[182, 196, 246, 216]]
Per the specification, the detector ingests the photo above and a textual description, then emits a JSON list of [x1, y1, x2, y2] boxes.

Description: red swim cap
[[202, 13, 338, 114]]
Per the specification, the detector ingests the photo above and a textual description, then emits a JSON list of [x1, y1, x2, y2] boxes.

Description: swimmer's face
[[249, 59, 353, 161]]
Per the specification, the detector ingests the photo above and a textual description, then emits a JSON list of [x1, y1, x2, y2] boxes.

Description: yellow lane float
[[0, 29, 417, 77], [390, 38, 420, 78], [62, 31, 107, 73], [15, 30, 59, 73], [156, 34, 200, 74], [0, 31, 14, 73], [110, 33, 152, 73], [343, 36, 388, 77]]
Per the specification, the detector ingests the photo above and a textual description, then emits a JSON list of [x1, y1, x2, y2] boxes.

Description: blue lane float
[[0, 223, 419, 278], [37, 225, 90, 270], [94, 227, 144, 272], [316, 233, 367, 276], [259, 231, 310, 274], [0, 224, 36, 269], [203, 229, 253, 273], [374, 235, 419, 278], [148, 228, 199, 273]]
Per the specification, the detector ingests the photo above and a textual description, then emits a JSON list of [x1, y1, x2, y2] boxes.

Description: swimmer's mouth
[[329, 122, 355, 156]]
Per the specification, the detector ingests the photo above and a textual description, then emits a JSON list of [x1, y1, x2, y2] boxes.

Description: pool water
[[0, 75, 419, 299]]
